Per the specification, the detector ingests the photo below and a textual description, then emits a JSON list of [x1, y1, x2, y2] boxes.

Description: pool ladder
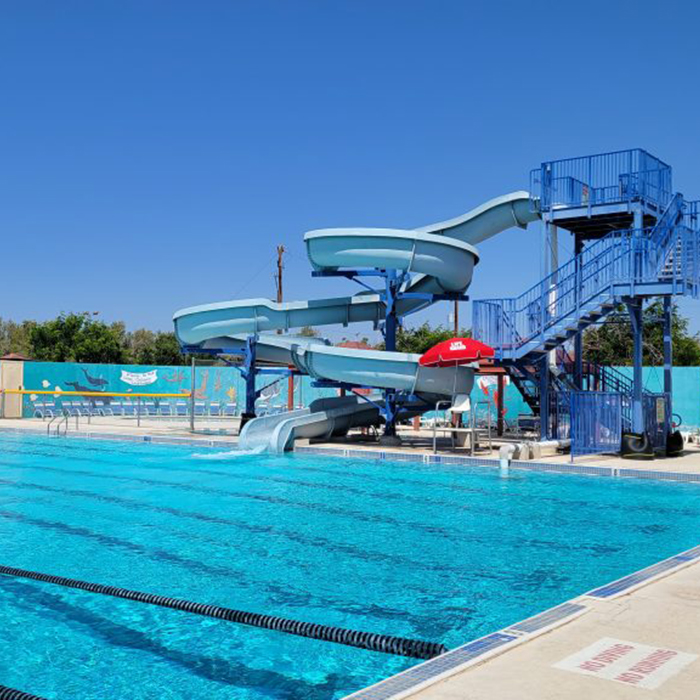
[[47, 412, 78, 436]]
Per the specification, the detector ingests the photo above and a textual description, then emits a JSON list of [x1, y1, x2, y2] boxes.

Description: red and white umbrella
[[418, 337, 495, 367]]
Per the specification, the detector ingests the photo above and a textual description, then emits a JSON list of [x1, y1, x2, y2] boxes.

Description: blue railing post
[[663, 295, 673, 410], [383, 269, 398, 353], [626, 300, 644, 433], [539, 356, 550, 440]]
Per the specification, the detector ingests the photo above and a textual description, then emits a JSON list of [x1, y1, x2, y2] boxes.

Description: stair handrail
[[649, 192, 684, 252], [477, 221, 686, 352]]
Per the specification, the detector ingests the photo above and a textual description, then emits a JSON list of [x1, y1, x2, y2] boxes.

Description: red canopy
[[419, 337, 495, 367]]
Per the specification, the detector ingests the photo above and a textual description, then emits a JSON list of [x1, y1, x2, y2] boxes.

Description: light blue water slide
[[174, 192, 539, 450]]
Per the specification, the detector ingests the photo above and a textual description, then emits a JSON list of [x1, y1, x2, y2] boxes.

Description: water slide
[[174, 192, 539, 451]]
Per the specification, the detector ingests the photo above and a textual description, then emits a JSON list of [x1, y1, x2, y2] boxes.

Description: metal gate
[[570, 391, 622, 457]]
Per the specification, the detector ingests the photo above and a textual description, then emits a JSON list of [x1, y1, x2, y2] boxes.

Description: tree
[[0, 318, 35, 357], [29, 313, 128, 364], [583, 301, 700, 366], [126, 329, 157, 365], [376, 322, 471, 354], [298, 326, 318, 337], [152, 332, 186, 365]]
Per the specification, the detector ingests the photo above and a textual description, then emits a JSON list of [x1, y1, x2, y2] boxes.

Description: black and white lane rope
[[0, 684, 47, 700], [0, 565, 448, 660]]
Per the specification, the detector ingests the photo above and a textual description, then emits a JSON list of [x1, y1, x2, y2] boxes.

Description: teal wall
[[612, 366, 700, 429], [495, 367, 700, 430], [11, 361, 699, 429], [19, 361, 336, 417]]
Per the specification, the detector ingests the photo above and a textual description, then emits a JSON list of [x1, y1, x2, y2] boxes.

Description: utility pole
[[275, 245, 285, 303], [274, 244, 295, 410], [453, 299, 459, 336], [275, 245, 285, 334]]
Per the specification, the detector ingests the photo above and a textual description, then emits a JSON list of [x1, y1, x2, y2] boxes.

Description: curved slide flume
[[174, 192, 539, 451]]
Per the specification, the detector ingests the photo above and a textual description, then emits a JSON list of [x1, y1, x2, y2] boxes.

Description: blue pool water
[[0, 433, 699, 699]]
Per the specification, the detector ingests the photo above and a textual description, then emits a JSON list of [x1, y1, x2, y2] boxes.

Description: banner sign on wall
[[120, 369, 158, 386]]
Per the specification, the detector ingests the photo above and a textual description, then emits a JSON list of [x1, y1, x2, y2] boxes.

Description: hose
[[0, 565, 447, 660]]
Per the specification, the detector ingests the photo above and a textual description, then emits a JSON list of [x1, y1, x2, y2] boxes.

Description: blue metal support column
[[240, 334, 258, 428], [573, 236, 584, 388], [383, 269, 398, 352], [539, 355, 550, 440], [663, 295, 673, 402], [626, 300, 644, 433], [381, 269, 401, 443]]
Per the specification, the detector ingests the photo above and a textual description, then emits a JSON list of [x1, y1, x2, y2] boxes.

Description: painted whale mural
[[81, 367, 108, 387]]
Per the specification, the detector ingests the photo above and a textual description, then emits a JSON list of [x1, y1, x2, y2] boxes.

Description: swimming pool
[[0, 432, 699, 699]]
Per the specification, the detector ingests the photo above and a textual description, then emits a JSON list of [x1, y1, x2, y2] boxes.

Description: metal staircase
[[474, 201, 699, 365], [473, 151, 700, 447]]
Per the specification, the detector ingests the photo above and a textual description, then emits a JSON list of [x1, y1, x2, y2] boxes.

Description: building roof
[[1, 353, 33, 361], [336, 340, 373, 350]]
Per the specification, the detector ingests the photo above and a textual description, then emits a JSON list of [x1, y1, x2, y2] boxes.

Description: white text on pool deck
[[553, 637, 697, 689]]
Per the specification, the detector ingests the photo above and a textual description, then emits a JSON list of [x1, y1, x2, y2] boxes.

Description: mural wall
[[19, 361, 337, 417], [7, 361, 698, 429]]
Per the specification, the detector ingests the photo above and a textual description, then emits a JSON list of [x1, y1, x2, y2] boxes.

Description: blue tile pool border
[[0, 426, 235, 449], [585, 542, 700, 599], [295, 444, 700, 483], [343, 602, 592, 700]]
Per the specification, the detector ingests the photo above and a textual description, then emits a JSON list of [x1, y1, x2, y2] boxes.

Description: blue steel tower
[[473, 149, 700, 457]]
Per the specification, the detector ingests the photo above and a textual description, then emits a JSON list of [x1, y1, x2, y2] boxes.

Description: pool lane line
[[0, 477, 511, 581], [0, 564, 448, 660], [0, 684, 47, 700], [0, 459, 453, 538], [0, 482, 538, 623], [0, 483, 648, 632], [4, 440, 697, 523], [0, 504, 432, 629], [4, 579, 348, 700], [0, 465, 650, 565], [0, 454, 669, 543], [7, 442, 696, 525], [0, 444, 518, 524], [0, 467, 629, 562]]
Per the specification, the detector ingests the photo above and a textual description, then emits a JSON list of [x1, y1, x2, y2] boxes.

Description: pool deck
[[353, 556, 700, 700], [307, 431, 700, 476], [0, 416, 240, 444]]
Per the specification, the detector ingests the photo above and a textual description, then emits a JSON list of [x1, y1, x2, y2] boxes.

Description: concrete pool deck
[[0, 416, 240, 443], [350, 556, 700, 700], [308, 431, 700, 476]]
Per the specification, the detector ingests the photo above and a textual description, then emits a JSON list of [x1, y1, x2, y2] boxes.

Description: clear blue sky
[[2, 0, 700, 340]]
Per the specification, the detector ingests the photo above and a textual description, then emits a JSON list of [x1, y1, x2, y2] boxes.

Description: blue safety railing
[[568, 391, 623, 456], [685, 200, 700, 229], [531, 149, 673, 214], [473, 221, 700, 360], [649, 193, 684, 249]]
